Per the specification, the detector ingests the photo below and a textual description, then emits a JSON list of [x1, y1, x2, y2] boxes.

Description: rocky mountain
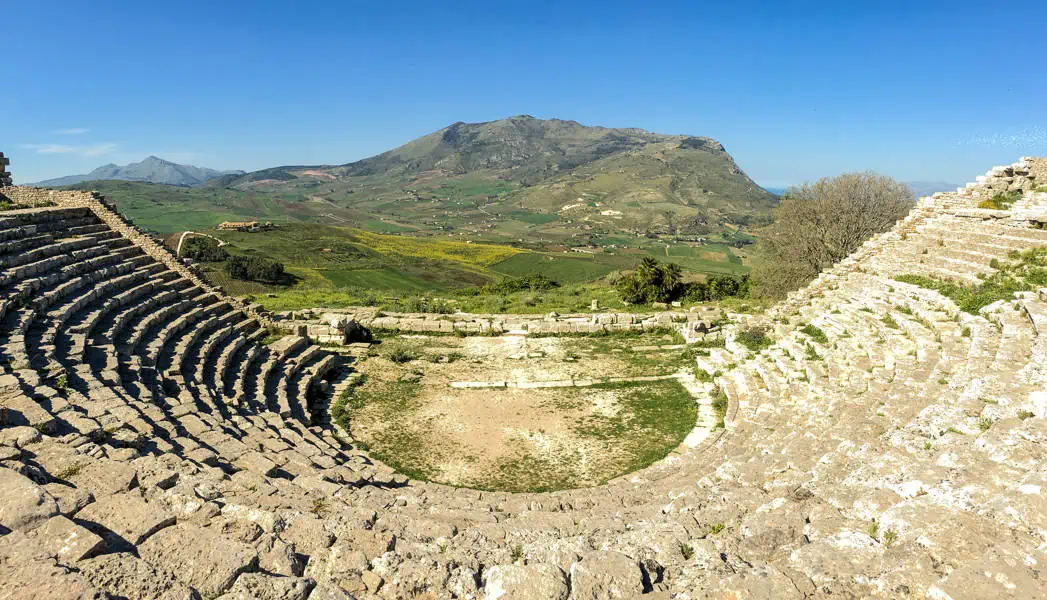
[[209, 116, 777, 242], [36, 156, 244, 188]]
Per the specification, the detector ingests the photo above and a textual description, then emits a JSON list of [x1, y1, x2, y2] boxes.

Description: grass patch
[[711, 386, 728, 428], [896, 248, 1047, 313], [976, 190, 1021, 210]]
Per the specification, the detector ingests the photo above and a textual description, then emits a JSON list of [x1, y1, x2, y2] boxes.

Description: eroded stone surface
[[137, 524, 259, 597]]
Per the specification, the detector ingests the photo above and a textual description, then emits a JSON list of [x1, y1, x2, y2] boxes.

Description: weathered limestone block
[[42, 482, 94, 517], [77, 492, 175, 548], [77, 552, 199, 600], [282, 514, 335, 556], [568, 551, 644, 599], [0, 556, 107, 599], [482, 563, 570, 600], [32, 515, 107, 562], [138, 523, 260, 597], [0, 467, 60, 531]]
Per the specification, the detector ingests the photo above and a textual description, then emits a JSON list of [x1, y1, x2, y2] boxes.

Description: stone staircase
[[0, 159, 1046, 598]]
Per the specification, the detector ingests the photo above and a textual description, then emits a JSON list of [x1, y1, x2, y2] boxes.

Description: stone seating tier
[[0, 160, 1046, 598]]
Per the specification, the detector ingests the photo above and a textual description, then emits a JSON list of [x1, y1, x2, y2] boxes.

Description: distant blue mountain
[[905, 181, 961, 198], [35, 156, 244, 188], [761, 181, 960, 199]]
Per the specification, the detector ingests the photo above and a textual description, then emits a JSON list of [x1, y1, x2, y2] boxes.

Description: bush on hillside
[[181, 236, 228, 262], [616, 257, 750, 305], [681, 274, 751, 303], [226, 255, 285, 283], [483, 273, 560, 295], [750, 172, 914, 298]]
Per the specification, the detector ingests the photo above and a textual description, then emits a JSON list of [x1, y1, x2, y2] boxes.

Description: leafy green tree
[[181, 236, 228, 262], [226, 255, 285, 283], [616, 257, 683, 304]]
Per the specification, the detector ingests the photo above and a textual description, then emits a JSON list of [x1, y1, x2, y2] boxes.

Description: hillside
[[36, 155, 244, 187], [182, 221, 751, 309], [211, 115, 777, 245], [55, 180, 365, 233]]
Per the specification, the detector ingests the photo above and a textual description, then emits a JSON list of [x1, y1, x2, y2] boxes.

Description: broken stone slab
[[77, 492, 175, 548], [234, 451, 278, 476], [64, 458, 139, 496], [0, 467, 60, 532], [218, 572, 316, 600], [482, 563, 569, 600], [568, 551, 644, 600], [77, 552, 199, 600], [32, 515, 107, 562], [138, 523, 260, 598]]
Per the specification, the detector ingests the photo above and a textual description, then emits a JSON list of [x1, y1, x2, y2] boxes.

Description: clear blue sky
[[3, 0, 1046, 187]]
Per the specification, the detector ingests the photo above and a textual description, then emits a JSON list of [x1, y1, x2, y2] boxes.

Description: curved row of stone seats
[[3, 165, 1046, 599], [222, 328, 268, 403], [197, 318, 259, 389], [207, 320, 260, 390]]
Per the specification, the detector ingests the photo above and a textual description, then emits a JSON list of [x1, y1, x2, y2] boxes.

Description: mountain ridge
[[206, 115, 777, 241], [35, 156, 244, 187]]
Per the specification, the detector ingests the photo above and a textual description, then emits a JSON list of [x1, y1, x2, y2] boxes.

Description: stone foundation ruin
[[1, 155, 1046, 598]]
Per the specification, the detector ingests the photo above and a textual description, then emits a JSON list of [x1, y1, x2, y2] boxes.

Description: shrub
[[799, 324, 828, 345], [736, 326, 773, 352], [181, 236, 228, 262], [226, 255, 285, 283], [977, 190, 1021, 210], [711, 386, 728, 428], [386, 345, 418, 364]]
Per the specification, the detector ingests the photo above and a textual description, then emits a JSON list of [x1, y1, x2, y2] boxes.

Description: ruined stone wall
[[0, 152, 11, 187], [274, 306, 725, 343]]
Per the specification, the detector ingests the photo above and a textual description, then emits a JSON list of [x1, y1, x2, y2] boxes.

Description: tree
[[615, 257, 684, 304], [226, 255, 285, 283], [181, 236, 227, 262], [751, 172, 913, 298]]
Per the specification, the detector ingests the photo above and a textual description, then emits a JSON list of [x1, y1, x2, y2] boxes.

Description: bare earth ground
[[348, 333, 699, 492]]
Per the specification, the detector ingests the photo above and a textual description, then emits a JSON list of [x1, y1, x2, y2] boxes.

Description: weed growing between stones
[[711, 386, 729, 429], [735, 326, 773, 352], [386, 345, 419, 364], [54, 463, 83, 480], [799, 324, 828, 344], [976, 190, 1022, 210]]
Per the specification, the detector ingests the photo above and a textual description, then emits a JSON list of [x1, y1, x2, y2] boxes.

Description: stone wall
[[0, 152, 11, 187], [274, 306, 725, 343]]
